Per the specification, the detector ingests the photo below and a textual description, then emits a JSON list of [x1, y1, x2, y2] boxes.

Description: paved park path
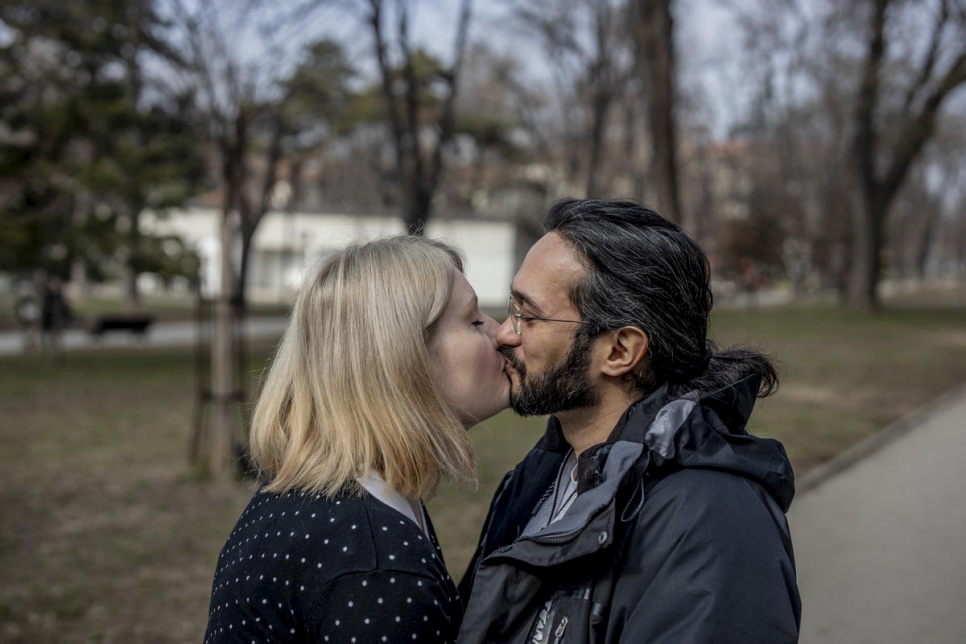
[[0, 317, 288, 355], [791, 384, 966, 643]]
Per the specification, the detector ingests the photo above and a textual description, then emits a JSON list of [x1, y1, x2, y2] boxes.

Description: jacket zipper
[[522, 508, 603, 546], [552, 616, 569, 643]]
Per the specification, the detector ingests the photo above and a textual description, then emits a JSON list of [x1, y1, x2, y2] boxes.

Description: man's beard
[[501, 332, 598, 417]]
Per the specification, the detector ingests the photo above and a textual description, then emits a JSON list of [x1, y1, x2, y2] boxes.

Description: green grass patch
[[1, 302, 966, 641]]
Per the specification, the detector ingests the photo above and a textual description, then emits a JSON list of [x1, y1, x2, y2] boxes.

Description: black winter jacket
[[457, 379, 801, 643]]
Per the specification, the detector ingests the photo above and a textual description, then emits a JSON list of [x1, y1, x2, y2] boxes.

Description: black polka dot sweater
[[204, 487, 462, 643]]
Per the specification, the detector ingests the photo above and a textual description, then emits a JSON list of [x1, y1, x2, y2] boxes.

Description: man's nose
[[496, 317, 520, 348]]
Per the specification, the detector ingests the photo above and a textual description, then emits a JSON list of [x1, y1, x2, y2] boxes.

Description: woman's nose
[[482, 314, 500, 340]]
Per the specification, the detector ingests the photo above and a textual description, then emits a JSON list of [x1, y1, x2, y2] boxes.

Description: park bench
[[89, 314, 155, 338]]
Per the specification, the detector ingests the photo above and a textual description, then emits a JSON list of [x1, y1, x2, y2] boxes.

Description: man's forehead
[[512, 233, 583, 312]]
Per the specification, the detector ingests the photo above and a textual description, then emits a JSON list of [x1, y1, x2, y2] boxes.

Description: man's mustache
[[499, 346, 523, 374]]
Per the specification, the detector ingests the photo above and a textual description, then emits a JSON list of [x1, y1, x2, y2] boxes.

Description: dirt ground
[[0, 349, 258, 642]]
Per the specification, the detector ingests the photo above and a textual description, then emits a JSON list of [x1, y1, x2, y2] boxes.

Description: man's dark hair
[[545, 198, 778, 398]]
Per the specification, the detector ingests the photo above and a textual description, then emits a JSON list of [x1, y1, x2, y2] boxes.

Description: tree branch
[[428, 0, 473, 194], [883, 49, 966, 205], [397, 0, 423, 187], [368, 0, 407, 185], [852, 0, 889, 199], [903, 0, 949, 111]]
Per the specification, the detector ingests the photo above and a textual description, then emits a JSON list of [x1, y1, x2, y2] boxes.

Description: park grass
[[2, 302, 966, 642]]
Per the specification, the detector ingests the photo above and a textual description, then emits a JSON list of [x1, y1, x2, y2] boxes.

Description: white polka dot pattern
[[203, 488, 461, 642]]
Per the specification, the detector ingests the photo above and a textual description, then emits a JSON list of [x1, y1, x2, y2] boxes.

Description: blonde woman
[[204, 236, 509, 643]]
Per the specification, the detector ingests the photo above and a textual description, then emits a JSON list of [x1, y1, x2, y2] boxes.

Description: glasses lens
[[508, 297, 521, 334]]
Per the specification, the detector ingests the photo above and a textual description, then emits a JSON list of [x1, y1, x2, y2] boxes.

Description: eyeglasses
[[507, 297, 592, 335]]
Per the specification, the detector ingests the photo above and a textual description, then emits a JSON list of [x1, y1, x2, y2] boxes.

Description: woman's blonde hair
[[249, 235, 475, 499]]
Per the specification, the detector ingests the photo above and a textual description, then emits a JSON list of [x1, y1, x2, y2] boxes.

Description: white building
[[141, 208, 517, 308]]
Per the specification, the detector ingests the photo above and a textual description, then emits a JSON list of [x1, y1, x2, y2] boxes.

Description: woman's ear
[[600, 326, 649, 378]]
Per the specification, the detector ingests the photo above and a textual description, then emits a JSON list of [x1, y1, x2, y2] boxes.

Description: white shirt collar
[[357, 469, 427, 534]]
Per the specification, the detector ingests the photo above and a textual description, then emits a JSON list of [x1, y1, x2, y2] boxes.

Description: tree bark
[[210, 122, 247, 480], [124, 207, 143, 310], [915, 205, 938, 280], [847, 185, 886, 310], [585, 1, 617, 198], [632, 0, 680, 222], [210, 202, 237, 480], [585, 88, 608, 198]]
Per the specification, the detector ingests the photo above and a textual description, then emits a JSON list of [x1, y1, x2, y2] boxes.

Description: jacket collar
[[564, 376, 795, 512]]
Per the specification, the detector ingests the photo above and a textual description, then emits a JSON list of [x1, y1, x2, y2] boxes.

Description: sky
[[402, 0, 750, 139], [149, 0, 753, 140]]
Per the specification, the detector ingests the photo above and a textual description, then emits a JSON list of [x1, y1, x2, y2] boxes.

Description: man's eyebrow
[[510, 287, 544, 316]]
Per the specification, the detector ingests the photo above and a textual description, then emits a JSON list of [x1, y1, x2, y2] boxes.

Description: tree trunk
[[403, 185, 432, 235], [23, 269, 46, 353], [846, 0, 887, 310], [124, 207, 143, 311], [844, 0, 966, 309], [847, 187, 885, 310], [633, 0, 680, 222], [585, 2, 616, 198], [210, 137, 244, 481], [586, 86, 609, 198], [210, 205, 237, 480], [233, 118, 284, 303], [236, 224, 256, 300], [69, 191, 89, 303]]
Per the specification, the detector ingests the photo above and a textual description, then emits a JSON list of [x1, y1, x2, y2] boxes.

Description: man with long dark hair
[[458, 199, 800, 642]]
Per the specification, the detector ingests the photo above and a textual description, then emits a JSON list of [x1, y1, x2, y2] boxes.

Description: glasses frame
[[507, 297, 592, 335]]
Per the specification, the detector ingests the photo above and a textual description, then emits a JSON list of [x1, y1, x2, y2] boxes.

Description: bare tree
[[509, 0, 630, 198], [164, 0, 323, 478], [846, 0, 966, 309], [234, 38, 354, 303], [728, 0, 966, 306], [361, 0, 473, 234]]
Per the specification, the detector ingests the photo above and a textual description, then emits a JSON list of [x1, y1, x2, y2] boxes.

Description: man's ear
[[599, 326, 649, 377]]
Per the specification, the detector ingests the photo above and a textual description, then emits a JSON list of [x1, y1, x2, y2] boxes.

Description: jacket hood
[[583, 376, 796, 512]]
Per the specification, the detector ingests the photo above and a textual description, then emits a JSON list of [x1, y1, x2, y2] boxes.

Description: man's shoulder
[[606, 467, 796, 596], [647, 466, 759, 495], [639, 467, 787, 538]]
